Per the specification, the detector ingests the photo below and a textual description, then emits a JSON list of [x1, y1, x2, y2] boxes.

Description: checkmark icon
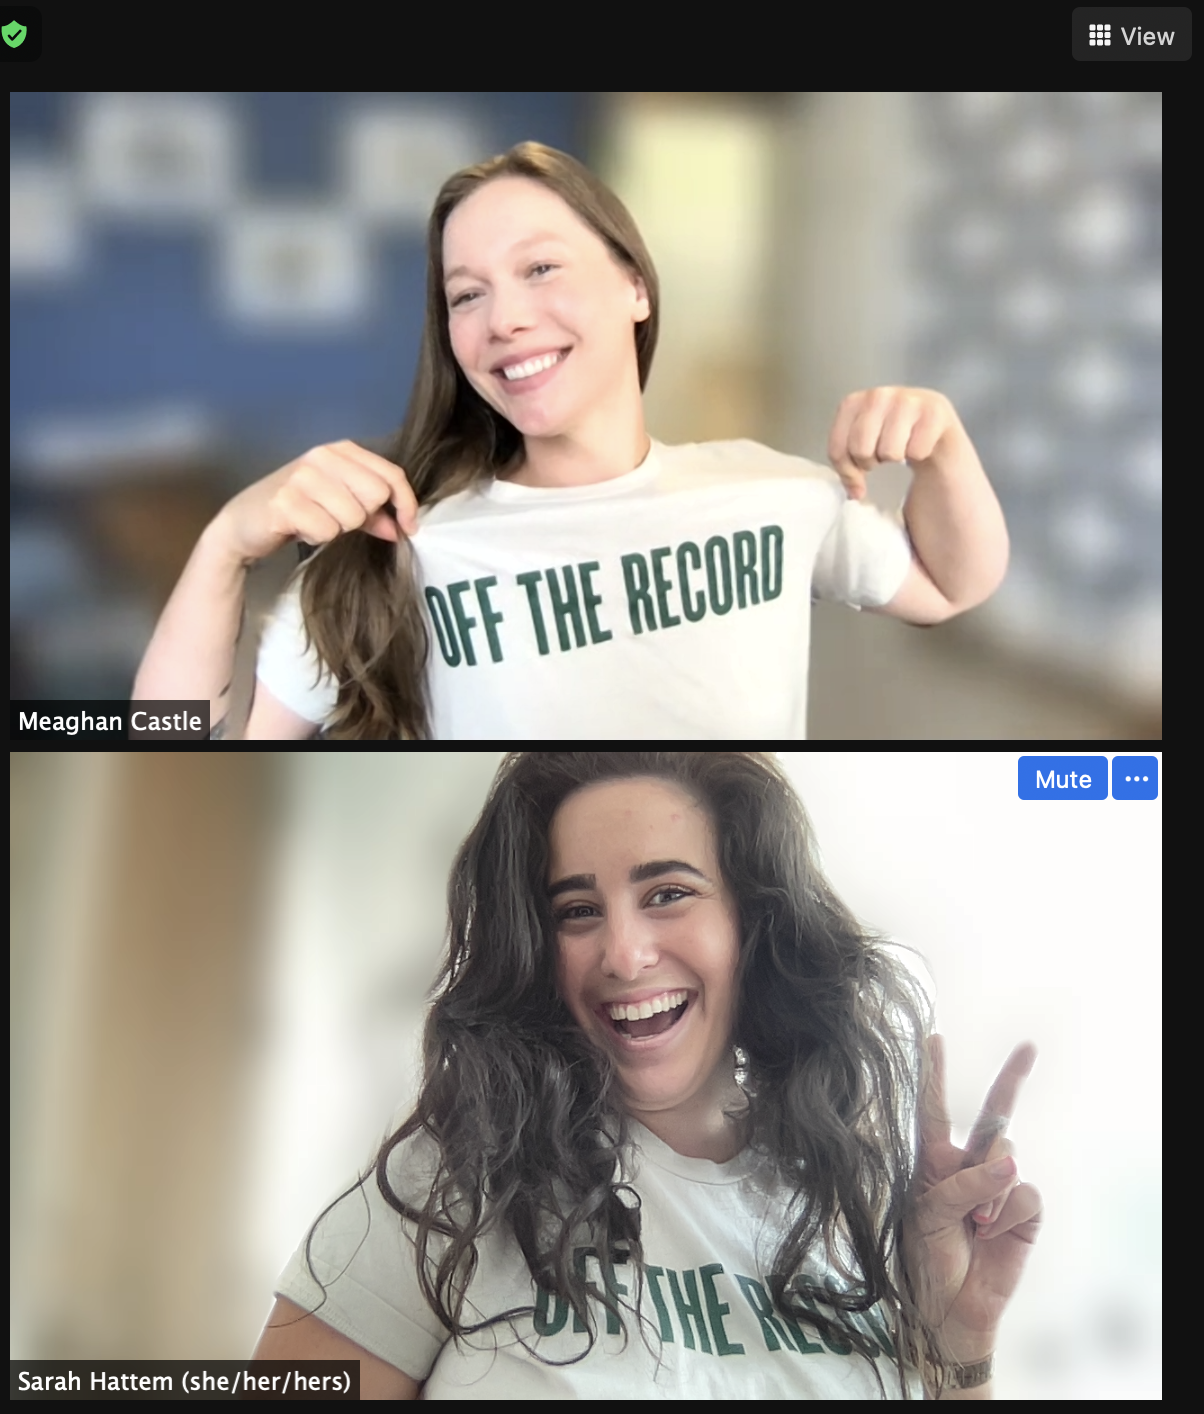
[[2, 20, 26, 45]]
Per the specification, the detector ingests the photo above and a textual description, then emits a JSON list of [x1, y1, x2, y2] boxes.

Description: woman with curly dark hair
[[253, 752, 1040, 1398]]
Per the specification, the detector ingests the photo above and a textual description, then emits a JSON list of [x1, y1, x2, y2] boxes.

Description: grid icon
[[1089, 22, 1111, 44]]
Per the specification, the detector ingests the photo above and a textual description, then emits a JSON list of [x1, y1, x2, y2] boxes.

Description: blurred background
[[10, 92, 1160, 738], [10, 751, 1161, 1397]]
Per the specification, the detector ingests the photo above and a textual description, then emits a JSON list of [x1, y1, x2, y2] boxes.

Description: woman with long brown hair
[[133, 143, 1008, 739], [252, 751, 1041, 1397]]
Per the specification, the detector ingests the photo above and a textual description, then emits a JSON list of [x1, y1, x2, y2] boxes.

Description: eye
[[449, 289, 479, 309], [556, 903, 597, 923], [554, 886, 694, 926], [529, 262, 558, 278], [649, 885, 693, 906]]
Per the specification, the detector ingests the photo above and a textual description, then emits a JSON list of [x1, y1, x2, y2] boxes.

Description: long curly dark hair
[[304, 752, 954, 1396]]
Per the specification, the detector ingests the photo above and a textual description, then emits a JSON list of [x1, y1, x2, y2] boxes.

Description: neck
[[627, 1077, 749, 1164], [506, 388, 651, 489]]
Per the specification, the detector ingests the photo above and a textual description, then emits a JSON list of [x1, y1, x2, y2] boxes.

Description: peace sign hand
[[905, 1036, 1043, 1363]]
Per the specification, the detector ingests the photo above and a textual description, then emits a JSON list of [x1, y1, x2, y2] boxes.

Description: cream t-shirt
[[256, 439, 912, 739], [275, 1120, 920, 1399]]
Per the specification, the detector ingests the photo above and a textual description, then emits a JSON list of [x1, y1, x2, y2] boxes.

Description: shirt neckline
[[626, 1118, 760, 1186], [482, 440, 661, 503]]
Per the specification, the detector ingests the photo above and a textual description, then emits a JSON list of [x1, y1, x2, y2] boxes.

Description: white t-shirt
[[255, 439, 912, 739], [274, 1120, 920, 1399]]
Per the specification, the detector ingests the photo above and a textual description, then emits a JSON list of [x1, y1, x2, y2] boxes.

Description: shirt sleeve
[[273, 1139, 449, 1382], [255, 573, 340, 724], [811, 498, 913, 610]]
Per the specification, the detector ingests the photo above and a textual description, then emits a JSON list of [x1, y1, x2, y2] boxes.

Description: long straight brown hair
[[297, 142, 661, 739]]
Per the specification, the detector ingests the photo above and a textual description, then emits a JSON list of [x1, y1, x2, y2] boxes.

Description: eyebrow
[[444, 233, 568, 287], [547, 860, 711, 900]]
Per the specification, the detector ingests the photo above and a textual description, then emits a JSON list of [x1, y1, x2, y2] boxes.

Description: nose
[[597, 905, 659, 982], [486, 279, 537, 340]]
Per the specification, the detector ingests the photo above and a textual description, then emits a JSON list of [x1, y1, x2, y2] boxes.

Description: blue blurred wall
[[10, 93, 591, 466]]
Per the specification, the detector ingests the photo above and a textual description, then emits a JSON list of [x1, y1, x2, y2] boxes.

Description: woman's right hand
[[210, 440, 420, 566]]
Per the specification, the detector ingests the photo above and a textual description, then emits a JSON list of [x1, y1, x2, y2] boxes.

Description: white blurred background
[[11, 92, 1160, 738], [10, 751, 1161, 1397]]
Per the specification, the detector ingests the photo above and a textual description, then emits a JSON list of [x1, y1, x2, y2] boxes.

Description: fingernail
[[987, 1157, 1016, 1180], [972, 1205, 993, 1223]]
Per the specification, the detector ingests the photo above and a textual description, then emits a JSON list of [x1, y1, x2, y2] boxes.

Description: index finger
[[962, 1041, 1037, 1168], [826, 392, 871, 478], [337, 441, 420, 533], [919, 1032, 952, 1150]]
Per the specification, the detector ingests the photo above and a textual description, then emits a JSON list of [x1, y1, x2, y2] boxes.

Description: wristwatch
[[950, 1355, 993, 1389]]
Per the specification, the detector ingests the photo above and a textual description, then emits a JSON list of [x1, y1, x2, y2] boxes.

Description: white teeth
[[501, 351, 562, 380], [606, 990, 688, 1022]]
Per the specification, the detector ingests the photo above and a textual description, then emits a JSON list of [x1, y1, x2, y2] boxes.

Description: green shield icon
[[2, 21, 27, 46]]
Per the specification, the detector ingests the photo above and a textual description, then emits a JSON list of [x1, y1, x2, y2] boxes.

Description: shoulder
[[380, 1124, 445, 1196], [291, 1128, 449, 1288]]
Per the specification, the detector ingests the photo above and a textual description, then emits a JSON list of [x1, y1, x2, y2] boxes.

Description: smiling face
[[549, 777, 744, 1151], [441, 176, 650, 443]]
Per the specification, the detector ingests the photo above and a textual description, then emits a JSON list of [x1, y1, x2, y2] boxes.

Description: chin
[[619, 1065, 693, 1103], [502, 411, 570, 439]]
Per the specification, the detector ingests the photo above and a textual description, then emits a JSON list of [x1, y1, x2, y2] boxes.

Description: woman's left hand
[[827, 387, 965, 500], [905, 1035, 1043, 1361]]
